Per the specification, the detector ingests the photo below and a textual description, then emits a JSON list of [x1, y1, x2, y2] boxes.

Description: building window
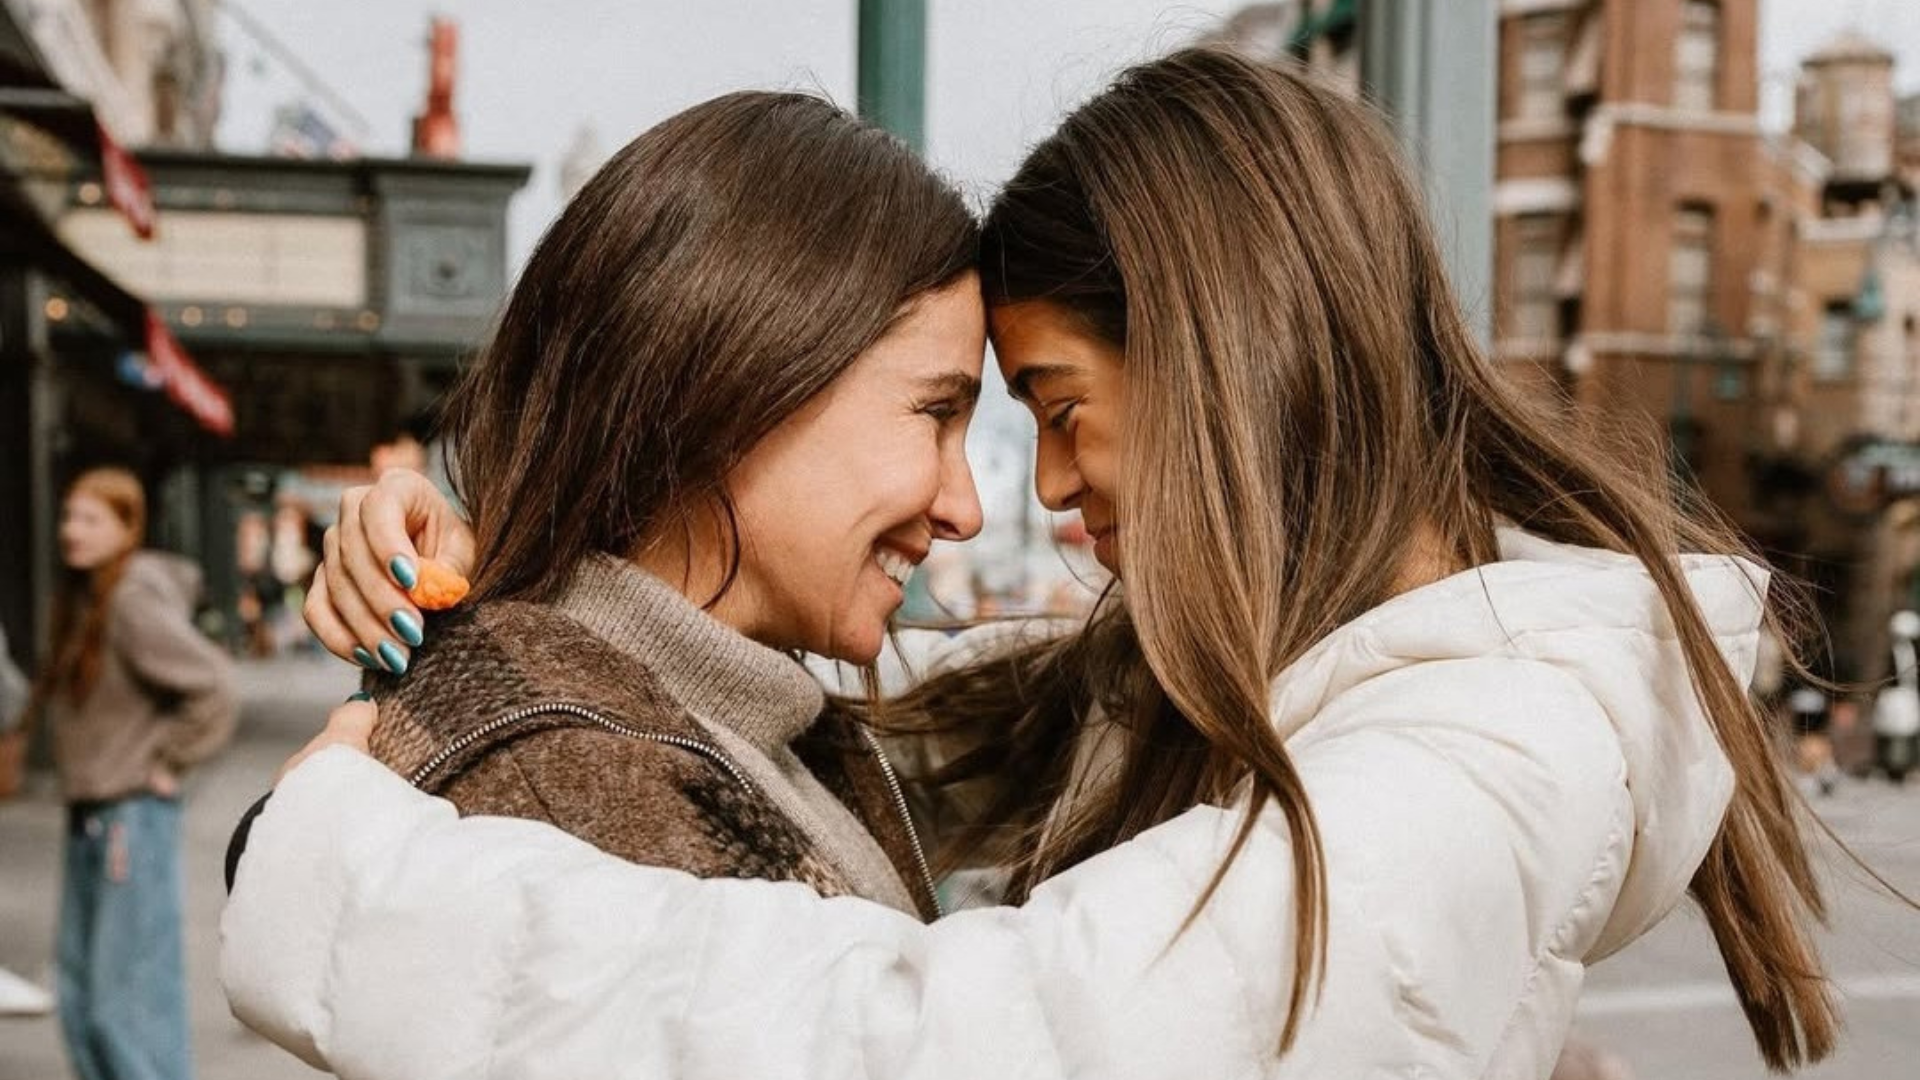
[[1674, 1, 1720, 112], [1511, 214, 1562, 341], [1516, 13, 1566, 120], [1669, 206, 1714, 336], [1816, 302, 1856, 381]]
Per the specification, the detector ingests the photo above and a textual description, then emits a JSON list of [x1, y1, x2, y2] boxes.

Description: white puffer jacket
[[221, 532, 1760, 1079]]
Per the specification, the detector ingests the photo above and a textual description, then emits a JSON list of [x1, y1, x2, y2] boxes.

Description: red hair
[[43, 468, 147, 704]]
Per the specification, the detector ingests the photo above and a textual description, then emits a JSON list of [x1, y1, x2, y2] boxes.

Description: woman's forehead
[[990, 302, 1119, 387]]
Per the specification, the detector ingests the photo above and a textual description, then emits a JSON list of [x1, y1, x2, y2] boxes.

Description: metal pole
[[25, 272, 59, 665], [857, 0, 926, 151], [1359, 0, 1495, 346]]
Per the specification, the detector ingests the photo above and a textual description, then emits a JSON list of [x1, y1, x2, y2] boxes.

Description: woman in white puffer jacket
[[223, 50, 1841, 1078]]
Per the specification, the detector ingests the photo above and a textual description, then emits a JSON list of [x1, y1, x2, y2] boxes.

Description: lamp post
[[1359, 0, 1495, 346], [857, 0, 925, 151]]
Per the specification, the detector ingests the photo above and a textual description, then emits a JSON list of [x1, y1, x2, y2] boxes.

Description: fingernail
[[376, 640, 409, 675], [389, 555, 418, 590], [345, 691, 372, 704], [389, 610, 424, 647], [351, 646, 379, 670]]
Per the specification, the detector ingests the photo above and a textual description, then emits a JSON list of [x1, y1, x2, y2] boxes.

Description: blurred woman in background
[[35, 467, 236, 1080]]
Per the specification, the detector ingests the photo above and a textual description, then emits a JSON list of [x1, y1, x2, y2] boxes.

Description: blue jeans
[[57, 795, 194, 1080]]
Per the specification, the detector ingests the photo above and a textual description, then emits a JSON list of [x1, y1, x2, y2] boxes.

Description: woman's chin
[[823, 625, 887, 667]]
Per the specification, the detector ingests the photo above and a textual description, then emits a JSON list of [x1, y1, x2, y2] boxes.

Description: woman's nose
[[1033, 438, 1085, 512], [931, 455, 984, 542]]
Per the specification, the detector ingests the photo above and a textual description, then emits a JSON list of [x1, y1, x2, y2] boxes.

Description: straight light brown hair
[[448, 91, 977, 605], [899, 48, 1843, 1068]]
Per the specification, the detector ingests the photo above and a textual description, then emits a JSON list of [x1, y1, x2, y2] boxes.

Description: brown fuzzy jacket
[[364, 562, 938, 921]]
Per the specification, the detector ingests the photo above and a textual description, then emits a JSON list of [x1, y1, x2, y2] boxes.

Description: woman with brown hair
[[226, 51, 1868, 1078], [32, 467, 236, 1080], [224, 85, 983, 949]]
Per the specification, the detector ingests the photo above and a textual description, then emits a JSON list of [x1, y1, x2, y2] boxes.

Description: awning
[[0, 179, 141, 331], [1, 1, 227, 439], [0, 186, 233, 437], [143, 310, 233, 436], [0, 3, 153, 239]]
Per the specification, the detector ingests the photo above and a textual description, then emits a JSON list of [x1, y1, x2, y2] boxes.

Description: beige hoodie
[[48, 551, 237, 802]]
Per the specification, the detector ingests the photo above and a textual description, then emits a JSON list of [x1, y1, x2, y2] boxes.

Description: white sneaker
[[0, 966, 53, 1017]]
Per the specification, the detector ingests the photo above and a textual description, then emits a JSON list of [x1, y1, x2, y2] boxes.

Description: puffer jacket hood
[[1269, 528, 1756, 960]]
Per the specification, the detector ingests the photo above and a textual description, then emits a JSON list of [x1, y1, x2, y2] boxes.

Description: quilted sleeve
[[222, 659, 1632, 1080]]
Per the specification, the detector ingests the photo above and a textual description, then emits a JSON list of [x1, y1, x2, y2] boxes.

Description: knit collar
[[554, 555, 824, 754]]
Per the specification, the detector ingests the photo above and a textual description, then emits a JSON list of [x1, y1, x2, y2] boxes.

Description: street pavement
[[2, 654, 1917, 1079], [1, 655, 352, 1080], [1572, 774, 1920, 1079]]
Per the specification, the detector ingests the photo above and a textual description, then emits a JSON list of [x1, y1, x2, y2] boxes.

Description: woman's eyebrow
[[915, 371, 982, 405], [1006, 363, 1078, 404]]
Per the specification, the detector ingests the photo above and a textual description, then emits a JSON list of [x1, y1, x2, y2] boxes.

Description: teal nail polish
[[345, 690, 371, 703], [376, 640, 409, 675], [390, 610, 424, 647], [351, 646, 379, 670], [389, 555, 418, 590]]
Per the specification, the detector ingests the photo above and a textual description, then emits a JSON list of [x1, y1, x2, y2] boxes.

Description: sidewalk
[[0, 655, 355, 1080]]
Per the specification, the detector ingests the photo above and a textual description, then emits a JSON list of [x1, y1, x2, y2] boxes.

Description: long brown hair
[[448, 91, 977, 605], [41, 468, 146, 706], [902, 48, 1841, 1066]]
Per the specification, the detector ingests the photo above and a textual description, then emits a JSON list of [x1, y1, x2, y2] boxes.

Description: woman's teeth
[[876, 549, 915, 586]]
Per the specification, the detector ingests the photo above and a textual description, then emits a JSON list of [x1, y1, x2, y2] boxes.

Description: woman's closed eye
[[915, 395, 970, 425], [1041, 398, 1081, 432]]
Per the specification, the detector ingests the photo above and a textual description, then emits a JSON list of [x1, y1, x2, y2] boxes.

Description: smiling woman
[[263, 90, 984, 920], [719, 281, 984, 663], [992, 301, 1128, 571]]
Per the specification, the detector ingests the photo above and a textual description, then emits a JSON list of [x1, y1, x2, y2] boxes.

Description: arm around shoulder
[[220, 662, 1633, 1080]]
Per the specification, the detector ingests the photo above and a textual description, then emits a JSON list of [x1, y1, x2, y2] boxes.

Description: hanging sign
[[144, 311, 233, 436]]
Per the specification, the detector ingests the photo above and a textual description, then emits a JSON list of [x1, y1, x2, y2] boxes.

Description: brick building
[[1487, 4, 1920, 680], [1490, 0, 1788, 525], [1770, 31, 1920, 677], [1495, 5, 1920, 680]]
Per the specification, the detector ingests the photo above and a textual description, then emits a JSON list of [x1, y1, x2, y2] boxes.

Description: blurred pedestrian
[[0, 620, 29, 797], [233, 511, 275, 658], [267, 501, 316, 653], [0, 622, 56, 1017], [1787, 684, 1840, 796], [35, 467, 237, 1080]]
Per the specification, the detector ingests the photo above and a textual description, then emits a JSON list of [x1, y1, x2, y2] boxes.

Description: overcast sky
[[213, 0, 1920, 269], [214, 0, 1252, 267]]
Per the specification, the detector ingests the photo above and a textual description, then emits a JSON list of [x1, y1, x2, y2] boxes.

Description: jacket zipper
[[856, 725, 944, 918], [407, 701, 757, 796]]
